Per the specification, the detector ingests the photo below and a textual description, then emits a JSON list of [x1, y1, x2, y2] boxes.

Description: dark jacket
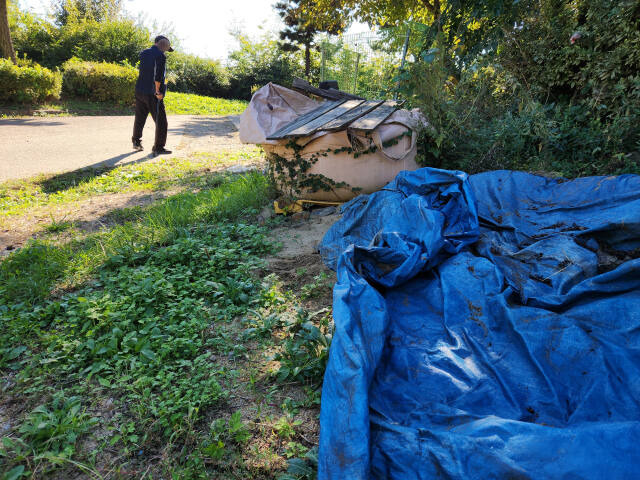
[[135, 45, 166, 95]]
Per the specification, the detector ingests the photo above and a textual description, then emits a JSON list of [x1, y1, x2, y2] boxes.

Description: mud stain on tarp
[[467, 300, 488, 337]]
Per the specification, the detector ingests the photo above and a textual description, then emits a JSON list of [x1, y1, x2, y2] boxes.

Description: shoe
[[133, 140, 143, 151], [151, 148, 172, 157]]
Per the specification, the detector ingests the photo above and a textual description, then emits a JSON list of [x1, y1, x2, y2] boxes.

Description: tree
[[310, 0, 441, 28], [0, 0, 16, 62], [274, 0, 348, 78], [55, 0, 122, 25], [308, 0, 528, 75]]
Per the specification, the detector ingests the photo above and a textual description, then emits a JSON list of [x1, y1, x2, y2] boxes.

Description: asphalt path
[[0, 115, 243, 182]]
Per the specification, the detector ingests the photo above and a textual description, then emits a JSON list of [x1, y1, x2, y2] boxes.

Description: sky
[[18, 0, 369, 61]]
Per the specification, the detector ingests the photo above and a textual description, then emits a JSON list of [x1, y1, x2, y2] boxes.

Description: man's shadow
[[38, 150, 156, 194]]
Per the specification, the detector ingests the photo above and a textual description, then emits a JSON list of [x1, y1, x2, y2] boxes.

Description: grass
[[163, 93, 248, 116], [0, 173, 271, 303], [0, 148, 263, 220], [0, 92, 248, 118], [0, 158, 332, 479]]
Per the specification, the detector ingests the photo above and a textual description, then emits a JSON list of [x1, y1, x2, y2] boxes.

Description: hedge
[[62, 58, 137, 103], [0, 59, 62, 103], [166, 52, 230, 98]]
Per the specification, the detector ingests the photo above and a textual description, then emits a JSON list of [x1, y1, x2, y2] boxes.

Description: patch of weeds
[[0, 393, 98, 476], [0, 173, 270, 305], [299, 273, 332, 300], [278, 447, 318, 480], [0, 176, 276, 477], [284, 442, 308, 459], [274, 308, 332, 388], [206, 411, 251, 460], [44, 216, 74, 234], [241, 310, 284, 342], [105, 205, 146, 223], [273, 416, 302, 442], [280, 388, 321, 416], [168, 411, 254, 479]]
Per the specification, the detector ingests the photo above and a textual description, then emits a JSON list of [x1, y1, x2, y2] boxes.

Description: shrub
[[227, 33, 303, 100], [68, 18, 150, 66], [0, 58, 62, 103], [406, 57, 640, 177], [400, 1, 640, 179], [166, 52, 230, 97], [62, 58, 137, 103], [497, 0, 640, 109], [10, 9, 150, 69]]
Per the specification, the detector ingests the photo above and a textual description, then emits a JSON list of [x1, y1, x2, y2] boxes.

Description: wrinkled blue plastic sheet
[[318, 168, 640, 479]]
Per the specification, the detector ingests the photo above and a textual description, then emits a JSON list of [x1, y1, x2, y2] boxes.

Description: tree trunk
[[0, 0, 16, 63], [305, 42, 311, 79]]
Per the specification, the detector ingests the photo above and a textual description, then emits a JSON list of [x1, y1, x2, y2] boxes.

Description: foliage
[[274, 307, 332, 387], [275, 0, 347, 77], [0, 173, 270, 304], [207, 411, 252, 459], [55, 0, 123, 25], [227, 32, 307, 100], [300, 273, 332, 300], [319, 34, 402, 97], [0, 151, 333, 477], [391, 0, 640, 177], [61, 57, 137, 103], [10, 12, 150, 68], [0, 174, 275, 476], [279, 447, 318, 480], [166, 52, 230, 97], [0, 57, 61, 102], [497, 0, 640, 108], [15, 394, 97, 456]]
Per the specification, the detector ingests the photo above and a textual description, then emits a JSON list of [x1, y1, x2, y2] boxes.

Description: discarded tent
[[318, 168, 640, 479]]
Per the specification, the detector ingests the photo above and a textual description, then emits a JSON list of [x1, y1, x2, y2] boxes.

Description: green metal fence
[[318, 28, 412, 99]]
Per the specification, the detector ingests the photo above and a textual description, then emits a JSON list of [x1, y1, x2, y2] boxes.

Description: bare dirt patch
[[269, 214, 338, 259]]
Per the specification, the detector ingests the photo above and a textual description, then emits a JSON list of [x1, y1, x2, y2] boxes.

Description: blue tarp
[[318, 168, 640, 479]]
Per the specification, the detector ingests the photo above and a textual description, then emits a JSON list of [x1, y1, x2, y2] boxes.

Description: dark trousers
[[132, 91, 167, 150]]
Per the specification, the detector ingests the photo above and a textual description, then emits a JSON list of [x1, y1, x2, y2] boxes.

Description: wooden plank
[[320, 100, 384, 131], [291, 77, 364, 101], [266, 100, 345, 140], [287, 99, 365, 137], [292, 78, 342, 100], [348, 100, 401, 131], [325, 88, 365, 100]]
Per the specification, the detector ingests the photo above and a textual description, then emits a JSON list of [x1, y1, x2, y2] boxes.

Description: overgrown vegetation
[[4, 0, 640, 477], [395, 0, 640, 177], [0, 148, 335, 478]]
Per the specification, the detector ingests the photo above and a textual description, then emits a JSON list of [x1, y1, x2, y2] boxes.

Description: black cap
[[154, 35, 174, 52]]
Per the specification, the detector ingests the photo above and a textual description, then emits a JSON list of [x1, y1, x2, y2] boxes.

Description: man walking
[[132, 35, 174, 157]]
